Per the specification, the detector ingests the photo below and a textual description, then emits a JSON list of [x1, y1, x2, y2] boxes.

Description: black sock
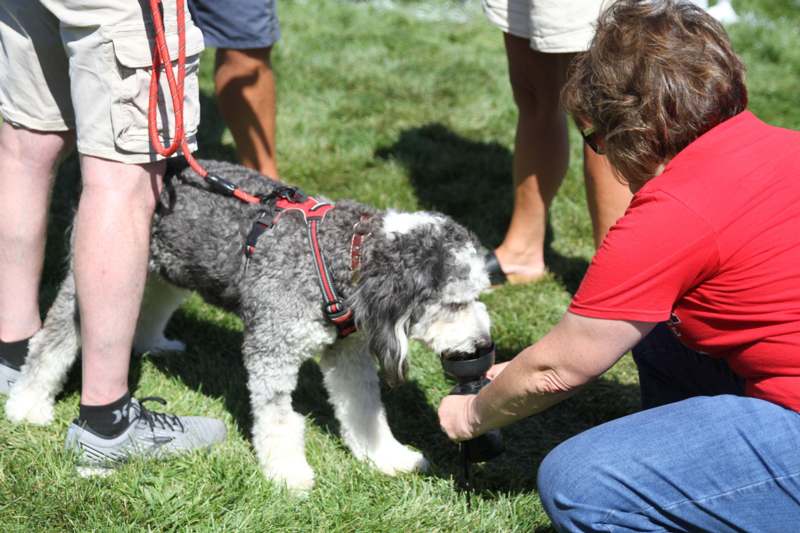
[[78, 392, 133, 438], [0, 337, 31, 370]]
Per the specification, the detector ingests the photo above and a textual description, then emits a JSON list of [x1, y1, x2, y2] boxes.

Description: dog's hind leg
[[319, 334, 429, 476], [244, 323, 323, 493], [133, 274, 190, 355], [5, 273, 80, 425]]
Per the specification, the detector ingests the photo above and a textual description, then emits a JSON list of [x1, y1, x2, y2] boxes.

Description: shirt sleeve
[[569, 190, 720, 322]]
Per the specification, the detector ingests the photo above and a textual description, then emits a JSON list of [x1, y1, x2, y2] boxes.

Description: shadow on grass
[[149, 311, 640, 499], [375, 123, 589, 294], [147, 312, 439, 447], [399, 372, 642, 502]]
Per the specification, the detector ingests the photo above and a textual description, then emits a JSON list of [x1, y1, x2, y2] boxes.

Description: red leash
[[147, 0, 261, 204]]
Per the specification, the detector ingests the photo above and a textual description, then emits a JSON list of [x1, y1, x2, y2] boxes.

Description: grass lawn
[[1, 0, 799, 531]]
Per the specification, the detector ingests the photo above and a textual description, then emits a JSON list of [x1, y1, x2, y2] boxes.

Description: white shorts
[[0, 0, 204, 164], [482, 0, 613, 53]]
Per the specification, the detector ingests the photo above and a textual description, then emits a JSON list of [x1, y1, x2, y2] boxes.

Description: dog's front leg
[[243, 329, 316, 493], [319, 334, 429, 476]]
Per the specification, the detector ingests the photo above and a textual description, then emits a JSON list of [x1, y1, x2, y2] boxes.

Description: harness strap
[[244, 212, 272, 258], [244, 189, 357, 338], [350, 214, 372, 284]]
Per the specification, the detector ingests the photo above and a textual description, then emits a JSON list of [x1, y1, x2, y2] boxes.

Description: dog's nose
[[476, 336, 494, 352]]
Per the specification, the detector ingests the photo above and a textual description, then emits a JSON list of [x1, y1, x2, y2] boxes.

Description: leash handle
[[147, 0, 191, 164]]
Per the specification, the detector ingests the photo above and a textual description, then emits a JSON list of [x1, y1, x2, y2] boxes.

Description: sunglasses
[[578, 123, 605, 155]]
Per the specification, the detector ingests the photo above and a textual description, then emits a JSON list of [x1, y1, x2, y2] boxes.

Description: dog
[[4, 159, 492, 491]]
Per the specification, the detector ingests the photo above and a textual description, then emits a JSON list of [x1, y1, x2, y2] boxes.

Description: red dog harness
[[244, 188, 359, 338]]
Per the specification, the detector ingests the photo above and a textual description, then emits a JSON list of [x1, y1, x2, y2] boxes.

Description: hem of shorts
[[529, 28, 595, 53], [483, 19, 594, 52], [77, 140, 198, 165], [0, 106, 73, 132], [482, 4, 532, 39], [203, 34, 280, 50]]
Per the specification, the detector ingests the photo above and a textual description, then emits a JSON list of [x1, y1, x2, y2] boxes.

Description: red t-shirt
[[569, 111, 800, 411]]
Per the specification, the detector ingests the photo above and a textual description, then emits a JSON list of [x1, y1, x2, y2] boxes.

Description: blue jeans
[[538, 324, 800, 532]]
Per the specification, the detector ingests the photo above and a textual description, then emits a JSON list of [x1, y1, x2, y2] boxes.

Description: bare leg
[[495, 34, 632, 277], [215, 47, 279, 178], [0, 123, 73, 342], [494, 35, 571, 283], [583, 146, 632, 247], [74, 155, 163, 406]]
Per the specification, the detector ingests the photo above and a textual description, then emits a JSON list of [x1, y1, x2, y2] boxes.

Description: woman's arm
[[438, 312, 656, 440]]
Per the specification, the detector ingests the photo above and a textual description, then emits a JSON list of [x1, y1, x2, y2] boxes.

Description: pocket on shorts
[[108, 25, 205, 155]]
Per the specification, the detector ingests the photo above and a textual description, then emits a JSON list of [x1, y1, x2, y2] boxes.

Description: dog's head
[[350, 210, 492, 386]]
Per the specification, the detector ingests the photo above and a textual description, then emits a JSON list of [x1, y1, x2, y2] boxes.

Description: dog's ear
[[349, 276, 412, 387]]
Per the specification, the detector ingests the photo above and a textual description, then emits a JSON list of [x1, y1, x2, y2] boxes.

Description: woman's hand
[[485, 361, 511, 381], [438, 393, 480, 442]]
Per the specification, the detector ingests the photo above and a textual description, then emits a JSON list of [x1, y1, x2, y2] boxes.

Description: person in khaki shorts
[[0, 0, 226, 472], [481, 0, 633, 285]]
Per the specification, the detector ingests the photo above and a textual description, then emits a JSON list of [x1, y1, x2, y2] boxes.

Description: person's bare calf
[[74, 155, 163, 406], [0, 123, 73, 393], [215, 47, 279, 178]]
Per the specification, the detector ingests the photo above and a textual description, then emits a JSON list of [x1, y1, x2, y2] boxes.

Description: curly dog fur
[[5, 160, 492, 490]]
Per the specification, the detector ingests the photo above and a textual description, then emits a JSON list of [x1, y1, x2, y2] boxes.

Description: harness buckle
[[244, 212, 273, 258], [324, 301, 345, 317], [274, 186, 307, 204]]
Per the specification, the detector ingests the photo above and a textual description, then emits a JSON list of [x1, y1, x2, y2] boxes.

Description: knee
[[0, 124, 75, 169], [537, 436, 615, 532], [215, 48, 273, 82], [80, 159, 164, 217], [507, 68, 563, 121]]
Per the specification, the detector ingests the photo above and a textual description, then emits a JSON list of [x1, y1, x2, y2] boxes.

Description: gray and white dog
[[5, 160, 492, 491]]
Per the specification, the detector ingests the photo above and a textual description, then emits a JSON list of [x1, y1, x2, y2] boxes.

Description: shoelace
[[133, 397, 186, 433]]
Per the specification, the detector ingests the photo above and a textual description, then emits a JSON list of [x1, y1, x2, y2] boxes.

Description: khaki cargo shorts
[[0, 0, 204, 164], [482, 0, 613, 53]]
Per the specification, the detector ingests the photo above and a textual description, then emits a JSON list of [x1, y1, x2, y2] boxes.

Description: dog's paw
[[371, 445, 429, 476], [264, 459, 316, 494], [134, 335, 186, 356], [5, 387, 55, 425]]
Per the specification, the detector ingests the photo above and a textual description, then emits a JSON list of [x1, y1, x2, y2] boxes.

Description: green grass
[[2, 0, 799, 530]]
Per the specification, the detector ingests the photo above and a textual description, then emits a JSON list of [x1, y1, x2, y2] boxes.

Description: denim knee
[[537, 435, 612, 532]]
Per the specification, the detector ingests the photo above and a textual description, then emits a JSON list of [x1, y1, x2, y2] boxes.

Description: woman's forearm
[[467, 312, 653, 436], [470, 341, 580, 435]]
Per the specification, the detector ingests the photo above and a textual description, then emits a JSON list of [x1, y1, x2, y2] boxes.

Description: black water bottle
[[441, 343, 504, 463]]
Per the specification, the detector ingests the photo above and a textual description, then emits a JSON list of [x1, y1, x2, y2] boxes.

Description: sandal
[[484, 250, 548, 287], [484, 251, 508, 286]]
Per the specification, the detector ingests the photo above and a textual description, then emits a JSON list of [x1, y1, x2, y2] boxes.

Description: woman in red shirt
[[439, 1, 800, 530]]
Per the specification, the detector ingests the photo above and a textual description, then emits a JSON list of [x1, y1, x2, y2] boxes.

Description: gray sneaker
[[64, 396, 227, 477], [0, 361, 21, 395]]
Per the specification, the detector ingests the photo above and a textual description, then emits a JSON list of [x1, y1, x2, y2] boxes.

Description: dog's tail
[[8, 272, 81, 421]]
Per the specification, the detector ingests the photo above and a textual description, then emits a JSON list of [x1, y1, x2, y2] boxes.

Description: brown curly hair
[[562, 0, 748, 188]]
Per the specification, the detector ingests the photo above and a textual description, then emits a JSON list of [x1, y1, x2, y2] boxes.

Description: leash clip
[[206, 173, 237, 197]]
